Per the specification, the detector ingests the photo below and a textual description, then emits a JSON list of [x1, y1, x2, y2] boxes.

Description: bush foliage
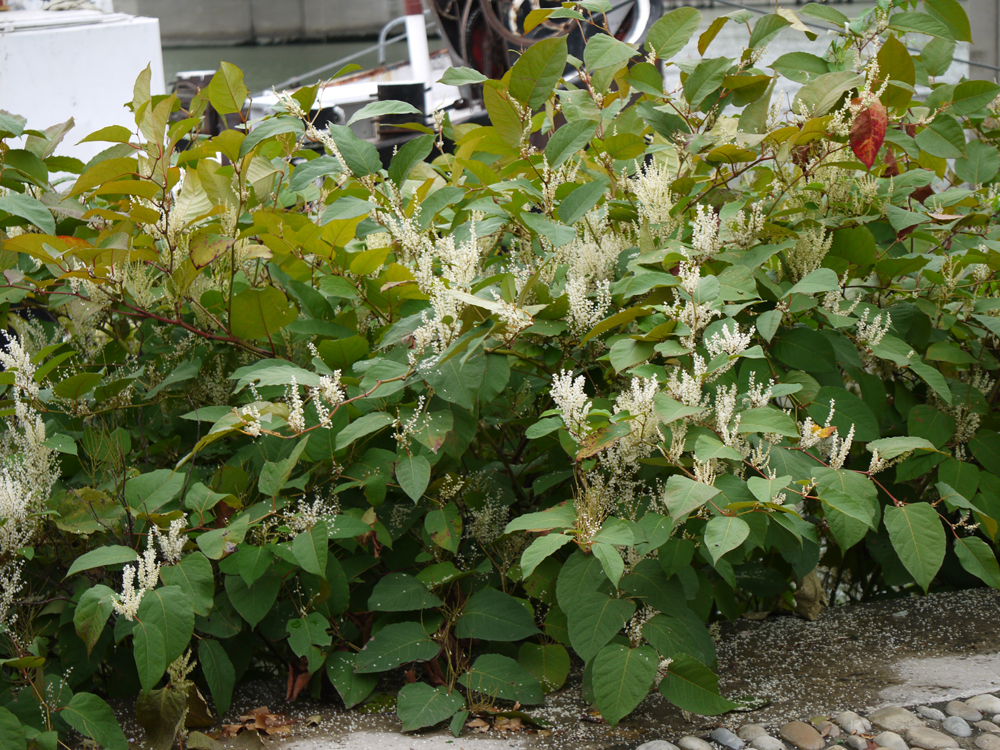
[[2, 0, 1000, 745]]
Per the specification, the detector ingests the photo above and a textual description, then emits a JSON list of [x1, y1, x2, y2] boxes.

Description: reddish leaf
[[849, 98, 887, 170]]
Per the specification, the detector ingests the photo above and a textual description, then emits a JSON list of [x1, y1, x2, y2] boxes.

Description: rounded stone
[[968, 697, 1000, 715], [977, 735, 1000, 750], [945, 701, 982, 722], [916, 707, 947, 722], [904, 727, 959, 750], [874, 731, 908, 750], [817, 722, 841, 739], [779, 721, 826, 750], [751, 737, 787, 750], [679, 737, 715, 750], [712, 728, 746, 750], [845, 737, 869, 750], [740, 726, 770, 742], [838, 712, 873, 735], [940, 717, 971, 738], [870, 708, 926, 733], [638, 742, 680, 750], [976, 721, 1000, 734]]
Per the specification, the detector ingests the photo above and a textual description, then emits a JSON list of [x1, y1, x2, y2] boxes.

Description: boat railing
[[269, 12, 438, 92]]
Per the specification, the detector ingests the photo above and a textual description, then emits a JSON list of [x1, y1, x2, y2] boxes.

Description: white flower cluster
[[566, 276, 611, 336], [798, 400, 855, 470], [158, 515, 188, 564], [632, 159, 677, 236], [856, 309, 891, 348], [113, 534, 161, 622], [287, 492, 341, 536], [706, 321, 752, 360], [551, 370, 593, 444], [727, 202, 765, 249], [313, 371, 345, 427], [690, 204, 722, 259], [786, 227, 833, 281]]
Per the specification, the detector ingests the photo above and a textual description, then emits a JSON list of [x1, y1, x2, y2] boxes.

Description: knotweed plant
[[2, 0, 1000, 744]]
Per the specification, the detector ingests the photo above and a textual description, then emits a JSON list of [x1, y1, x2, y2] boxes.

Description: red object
[[849, 98, 887, 170], [404, 0, 423, 15]]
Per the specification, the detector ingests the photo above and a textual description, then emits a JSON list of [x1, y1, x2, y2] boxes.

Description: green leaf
[[326, 652, 379, 708], [784, 268, 840, 297], [238, 116, 304, 158], [908, 405, 955, 448], [348, 99, 422, 126], [65, 545, 137, 578], [229, 286, 298, 341], [807, 387, 880, 442], [610, 339, 656, 373], [287, 612, 332, 657], [225, 571, 282, 629], [643, 611, 716, 665], [61, 693, 127, 750], [439, 67, 488, 86], [659, 653, 736, 715], [683, 57, 732, 107], [889, 11, 952, 39], [368, 573, 444, 611], [924, 0, 971, 42], [425, 503, 462, 554], [73, 585, 115, 657], [584, 34, 639, 72], [703, 516, 750, 564], [567, 591, 635, 663], [198, 640, 235, 716], [206, 62, 248, 115], [138, 587, 195, 666], [884, 503, 946, 592], [355, 621, 440, 673], [950, 80, 1000, 116], [518, 643, 571, 693], [327, 124, 383, 177], [510, 37, 568, 110], [456, 588, 540, 641], [556, 550, 608, 611], [592, 541, 625, 588], [955, 140, 1000, 185], [396, 683, 463, 732], [591, 644, 658, 726], [388, 133, 434, 186], [292, 519, 329, 577], [646, 7, 702, 60], [424, 352, 486, 409], [545, 119, 597, 169], [0, 706, 26, 750], [662, 475, 722, 519], [0, 193, 55, 235], [771, 327, 836, 372], [792, 71, 864, 116], [459, 654, 545, 704], [336, 412, 394, 451], [915, 114, 966, 159], [396, 454, 431, 502], [521, 534, 574, 578], [133, 616, 167, 693], [135, 687, 187, 750], [954, 537, 1000, 589], [867, 436, 937, 460], [506, 504, 577, 534]]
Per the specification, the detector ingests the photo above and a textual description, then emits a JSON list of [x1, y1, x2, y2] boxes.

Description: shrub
[[1, 0, 998, 745]]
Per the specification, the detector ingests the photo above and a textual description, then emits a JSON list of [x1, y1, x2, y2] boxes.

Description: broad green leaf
[[348, 99, 422, 126], [238, 116, 304, 158], [135, 685, 187, 750], [518, 642, 571, 693], [683, 57, 731, 107], [915, 114, 966, 158], [225, 571, 282, 629], [229, 286, 298, 341], [206, 62, 248, 115], [545, 119, 597, 169], [884, 503, 946, 592], [287, 611, 332, 657], [355, 621, 440, 673], [867, 436, 936, 460], [584, 34, 639, 72], [62, 693, 127, 750], [456, 588, 540, 641], [592, 644, 658, 726], [65, 546, 138, 578], [388, 133, 434, 186], [425, 503, 462, 554], [327, 124, 382, 177], [807, 387, 880, 442], [510, 37, 568, 110], [567, 591, 635, 663], [924, 0, 971, 42], [199, 640, 235, 716], [662, 475, 722, 518], [137, 586, 195, 667], [703, 516, 750, 564], [505, 504, 577, 534], [954, 537, 1000, 589], [955, 139, 1000, 185], [336, 412, 394, 451], [368, 573, 444, 611], [643, 611, 716, 665], [0, 193, 55, 235], [439, 67, 488, 86], [646, 7, 702, 60], [520, 533, 574, 578], [592, 541, 626, 588], [0, 706, 26, 750], [556, 550, 609, 612], [292, 519, 329, 577], [396, 454, 431, 501], [458, 653, 544, 704], [397, 683, 463, 732], [133, 616, 167, 693], [326, 652, 379, 708], [659, 653, 736, 715], [73, 585, 115, 657]]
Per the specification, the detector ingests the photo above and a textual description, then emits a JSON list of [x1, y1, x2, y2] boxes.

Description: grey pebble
[[817, 722, 841, 739], [845, 737, 869, 750], [750, 738, 787, 750], [940, 717, 971, 738], [638, 743, 680, 750], [712, 728, 746, 750], [977, 736, 1000, 750], [945, 701, 982, 722], [739, 726, 770, 742], [916, 707, 947, 722], [838, 711, 873, 735], [904, 727, 959, 750], [779, 721, 825, 750], [870, 708, 926, 733], [968, 697, 1000, 715], [874, 731, 908, 750], [977, 721, 1000, 734], [679, 737, 715, 750]]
